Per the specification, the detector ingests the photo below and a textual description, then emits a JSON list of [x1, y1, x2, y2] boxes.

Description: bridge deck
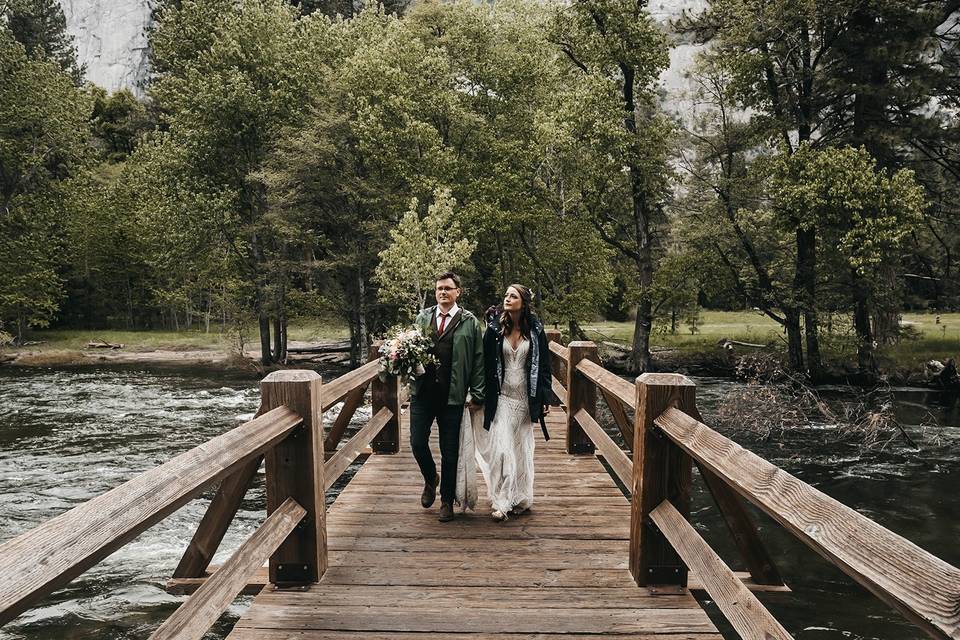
[[225, 408, 721, 639]]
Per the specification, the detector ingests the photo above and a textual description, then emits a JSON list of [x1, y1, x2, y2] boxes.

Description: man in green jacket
[[410, 271, 485, 522]]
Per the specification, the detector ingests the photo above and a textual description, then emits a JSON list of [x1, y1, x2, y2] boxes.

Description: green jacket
[[411, 305, 485, 405]]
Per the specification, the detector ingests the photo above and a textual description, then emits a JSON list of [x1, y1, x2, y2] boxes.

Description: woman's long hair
[[500, 284, 534, 338]]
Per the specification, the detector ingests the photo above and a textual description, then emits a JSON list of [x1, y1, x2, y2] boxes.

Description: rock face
[[59, 0, 154, 96], [58, 0, 706, 107]]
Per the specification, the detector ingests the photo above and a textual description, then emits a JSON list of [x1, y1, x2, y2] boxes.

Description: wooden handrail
[[649, 500, 792, 640], [324, 407, 393, 491], [573, 409, 631, 488], [0, 406, 303, 625], [654, 406, 960, 640], [324, 382, 370, 452], [321, 358, 379, 411], [150, 498, 306, 640], [548, 340, 568, 360], [576, 358, 634, 409]]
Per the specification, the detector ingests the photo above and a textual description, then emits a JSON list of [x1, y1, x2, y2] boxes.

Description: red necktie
[[438, 313, 449, 334]]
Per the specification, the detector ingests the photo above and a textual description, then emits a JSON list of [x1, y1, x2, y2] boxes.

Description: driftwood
[[87, 340, 124, 349], [718, 338, 769, 350], [285, 340, 351, 355]]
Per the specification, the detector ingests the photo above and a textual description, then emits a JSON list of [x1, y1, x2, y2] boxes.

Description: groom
[[410, 271, 485, 522]]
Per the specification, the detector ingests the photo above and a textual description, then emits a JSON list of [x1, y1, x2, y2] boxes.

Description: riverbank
[[2, 311, 957, 384]]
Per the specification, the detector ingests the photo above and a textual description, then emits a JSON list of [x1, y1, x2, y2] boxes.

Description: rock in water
[[60, 0, 153, 95]]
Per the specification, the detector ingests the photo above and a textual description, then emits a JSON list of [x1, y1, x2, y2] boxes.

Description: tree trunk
[[273, 316, 286, 364], [795, 227, 822, 377], [852, 272, 876, 373], [631, 299, 653, 373], [258, 313, 273, 366], [785, 309, 804, 373]]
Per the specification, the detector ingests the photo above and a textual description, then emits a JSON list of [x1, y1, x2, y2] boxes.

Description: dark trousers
[[409, 397, 463, 504]]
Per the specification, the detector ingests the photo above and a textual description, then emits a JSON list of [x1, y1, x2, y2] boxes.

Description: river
[[0, 366, 956, 639]]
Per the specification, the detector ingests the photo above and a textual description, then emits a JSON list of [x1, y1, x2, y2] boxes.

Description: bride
[[474, 284, 552, 521]]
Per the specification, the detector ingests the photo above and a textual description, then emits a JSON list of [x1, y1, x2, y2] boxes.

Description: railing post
[[369, 342, 400, 454], [566, 341, 597, 455], [259, 370, 325, 585], [629, 373, 696, 586]]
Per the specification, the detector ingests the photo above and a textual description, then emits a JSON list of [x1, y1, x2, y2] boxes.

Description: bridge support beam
[[260, 370, 326, 585], [629, 373, 695, 586], [369, 343, 400, 454], [565, 341, 598, 455]]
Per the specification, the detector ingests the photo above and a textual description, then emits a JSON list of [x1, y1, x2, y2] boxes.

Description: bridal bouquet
[[378, 326, 437, 381]]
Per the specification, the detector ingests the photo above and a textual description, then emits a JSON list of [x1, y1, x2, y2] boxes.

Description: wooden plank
[[600, 385, 634, 450], [649, 500, 792, 640], [324, 408, 393, 490], [261, 371, 325, 585], [552, 375, 568, 406], [227, 633, 724, 640], [698, 462, 785, 587], [151, 498, 306, 640], [168, 565, 789, 597], [323, 383, 368, 453], [630, 373, 695, 587], [320, 359, 379, 411], [656, 406, 960, 639], [566, 342, 598, 454], [233, 603, 717, 633], [173, 456, 262, 579], [0, 406, 302, 625], [577, 358, 635, 410], [548, 340, 569, 360], [369, 343, 400, 454], [573, 408, 632, 488]]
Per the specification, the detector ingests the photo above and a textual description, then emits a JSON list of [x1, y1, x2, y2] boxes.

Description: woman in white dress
[[477, 284, 552, 521]]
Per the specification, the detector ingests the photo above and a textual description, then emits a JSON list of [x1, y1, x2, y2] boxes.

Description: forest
[[1, 0, 958, 378]]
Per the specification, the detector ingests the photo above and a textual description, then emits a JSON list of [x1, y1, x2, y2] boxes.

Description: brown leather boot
[[438, 501, 454, 522], [421, 473, 439, 508]]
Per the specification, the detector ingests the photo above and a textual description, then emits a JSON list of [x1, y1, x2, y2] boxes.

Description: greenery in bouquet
[[378, 326, 437, 382]]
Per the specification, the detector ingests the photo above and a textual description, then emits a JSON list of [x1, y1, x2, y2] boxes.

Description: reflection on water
[[0, 367, 956, 639]]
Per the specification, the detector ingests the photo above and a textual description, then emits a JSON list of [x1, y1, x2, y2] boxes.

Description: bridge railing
[[0, 358, 399, 640], [548, 336, 960, 640]]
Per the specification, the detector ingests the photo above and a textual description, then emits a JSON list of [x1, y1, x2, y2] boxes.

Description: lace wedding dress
[[476, 338, 536, 514]]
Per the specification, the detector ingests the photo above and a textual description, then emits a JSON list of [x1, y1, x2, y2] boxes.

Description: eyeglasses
[[436, 286, 459, 292]]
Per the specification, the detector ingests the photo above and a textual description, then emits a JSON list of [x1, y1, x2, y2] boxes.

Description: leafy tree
[[375, 188, 477, 315], [89, 88, 153, 162], [547, 0, 672, 371], [0, 28, 90, 340], [1, 0, 83, 83]]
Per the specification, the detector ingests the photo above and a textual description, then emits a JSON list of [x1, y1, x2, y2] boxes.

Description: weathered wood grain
[[649, 500, 792, 640], [324, 408, 392, 490], [552, 375, 568, 407], [566, 342, 598, 454], [655, 406, 960, 639], [151, 498, 306, 640], [261, 371, 325, 585], [630, 373, 695, 587], [600, 385, 635, 450], [574, 409, 632, 488], [0, 406, 301, 625], [548, 339, 569, 360], [324, 384, 368, 453], [320, 359, 379, 411], [577, 357, 635, 410], [227, 633, 724, 640], [369, 344, 400, 454], [173, 456, 262, 579]]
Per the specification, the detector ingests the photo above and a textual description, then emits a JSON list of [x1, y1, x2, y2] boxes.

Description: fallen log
[[718, 338, 769, 350], [87, 340, 124, 349], [285, 339, 351, 354]]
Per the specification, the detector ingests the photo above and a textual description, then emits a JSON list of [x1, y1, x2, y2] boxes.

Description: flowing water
[[0, 366, 956, 639]]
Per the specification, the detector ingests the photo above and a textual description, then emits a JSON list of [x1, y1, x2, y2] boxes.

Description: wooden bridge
[[0, 334, 958, 639]]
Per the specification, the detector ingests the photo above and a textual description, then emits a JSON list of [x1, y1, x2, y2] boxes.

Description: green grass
[[11, 319, 350, 353], [583, 311, 960, 365]]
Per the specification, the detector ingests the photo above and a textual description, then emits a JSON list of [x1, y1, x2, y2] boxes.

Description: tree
[[375, 188, 477, 316], [1, 0, 83, 83], [547, 0, 672, 371], [0, 28, 90, 340]]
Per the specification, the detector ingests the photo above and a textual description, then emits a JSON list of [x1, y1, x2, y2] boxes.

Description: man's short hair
[[435, 271, 461, 288]]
